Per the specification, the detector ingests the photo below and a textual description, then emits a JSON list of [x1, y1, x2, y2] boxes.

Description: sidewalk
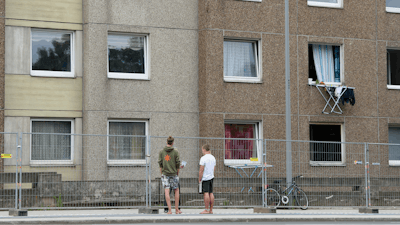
[[0, 208, 400, 224]]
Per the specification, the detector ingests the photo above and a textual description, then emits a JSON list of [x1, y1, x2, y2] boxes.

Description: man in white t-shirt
[[199, 144, 216, 214]]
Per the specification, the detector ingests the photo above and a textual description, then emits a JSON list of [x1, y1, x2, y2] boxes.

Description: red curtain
[[225, 124, 254, 160]]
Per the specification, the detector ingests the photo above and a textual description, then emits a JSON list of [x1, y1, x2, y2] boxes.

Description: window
[[107, 120, 148, 165], [224, 122, 262, 165], [387, 0, 400, 13], [224, 39, 261, 82], [307, 0, 343, 8], [309, 44, 342, 85], [31, 29, 74, 77], [31, 119, 74, 164], [389, 127, 400, 166], [387, 49, 400, 89], [108, 33, 148, 80], [310, 124, 344, 165]]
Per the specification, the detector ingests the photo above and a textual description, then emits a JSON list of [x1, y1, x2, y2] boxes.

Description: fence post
[[262, 139, 266, 207], [18, 133, 22, 209], [14, 134, 18, 209], [364, 143, 369, 208], [148, 135, 152, 207]]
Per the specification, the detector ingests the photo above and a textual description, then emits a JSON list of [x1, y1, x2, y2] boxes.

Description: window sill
[[389, 161, 400, 166], [387, 85, 400, 90], [307, 2, 343, 9], [224, 78, 262, 84], [108, 73, 149, 80], [386, 7, 400, 13], [224, 160, 261, 167], [310, 161, 345, 167], [107, 160, 147, 166], [240, 0, 262, 2], [31, 71, 75, 78], [30, 161, 75, 167]]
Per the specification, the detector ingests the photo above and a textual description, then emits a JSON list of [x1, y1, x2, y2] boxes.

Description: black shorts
[[202, 178, 213, 193]]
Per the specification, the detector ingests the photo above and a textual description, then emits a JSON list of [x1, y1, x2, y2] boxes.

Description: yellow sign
[[250, 158, 258, 161], [1, 154, 12, 158]]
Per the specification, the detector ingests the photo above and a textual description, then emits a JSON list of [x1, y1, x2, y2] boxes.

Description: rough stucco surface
[[198, 0, 400, 176], [83, 0, 199, 180]]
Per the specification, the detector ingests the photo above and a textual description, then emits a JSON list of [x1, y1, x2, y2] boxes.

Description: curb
[[1, 214, 400, 224]]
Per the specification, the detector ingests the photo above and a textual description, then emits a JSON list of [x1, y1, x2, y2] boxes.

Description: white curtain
[[224, 41, 257, 78], [109, 122, 145, 160], [312, 44, 335, 83], [32, 121, 71, 160]]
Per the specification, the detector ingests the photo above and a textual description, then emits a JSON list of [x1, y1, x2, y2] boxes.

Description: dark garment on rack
[[340, 89, 355, 106]]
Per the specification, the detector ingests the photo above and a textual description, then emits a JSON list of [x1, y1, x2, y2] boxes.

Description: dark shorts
[[202, 178, 213, 193]]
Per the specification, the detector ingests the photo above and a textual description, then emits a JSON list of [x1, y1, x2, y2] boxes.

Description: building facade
[[82, 0, 199, 180], [198, 0, 400, 175], [4, 0, 83, 180], [1, 0, 400, 182]]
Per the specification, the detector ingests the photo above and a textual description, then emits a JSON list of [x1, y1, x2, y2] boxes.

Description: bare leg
[[200, 193, 210, 214], [209, 193, 214, 214], [175, 188, 182, 214], [164, 189, 172, 214]]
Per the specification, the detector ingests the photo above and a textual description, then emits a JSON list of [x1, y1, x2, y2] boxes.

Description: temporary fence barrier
[[0, 133, 398, 210], [367, 143, 400, 208], [0, 133, 20, 210]]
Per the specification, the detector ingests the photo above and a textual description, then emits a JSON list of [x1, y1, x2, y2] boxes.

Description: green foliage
[[54, 193, 63, 208]]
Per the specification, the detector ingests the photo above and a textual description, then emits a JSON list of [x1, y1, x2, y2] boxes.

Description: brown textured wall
[[199, 0, 400, 176]]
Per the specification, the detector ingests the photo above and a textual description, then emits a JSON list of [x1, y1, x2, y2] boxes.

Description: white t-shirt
[[199, 153, 216, 181]]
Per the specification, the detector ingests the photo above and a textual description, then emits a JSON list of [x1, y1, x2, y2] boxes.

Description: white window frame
[[386, 0, 400, 13], [309, 123, 346, 166], [223, 38, 262, 83], [387, 49, 400, 89], [107, 120, 148, 166], [30, 119, 74, 165], [308, 44, 344, 86], [307, 0, 343, 8], [241, 0, 262, 2], [388, 126, 400, 166], [30, 29, 75, 78], [224, 121, 262, 166], [107, 33, 149, 80]]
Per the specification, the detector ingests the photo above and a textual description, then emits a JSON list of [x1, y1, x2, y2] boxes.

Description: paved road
[[1, 208, 400, 224], [88, 221, 400, 225]]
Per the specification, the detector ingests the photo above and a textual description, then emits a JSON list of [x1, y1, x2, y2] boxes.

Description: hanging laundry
[[340, 89, 355, 106]]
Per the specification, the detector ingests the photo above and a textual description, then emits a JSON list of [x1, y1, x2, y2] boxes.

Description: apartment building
[[1, 0, 399, 184], [198, 0, 400, 174], [82, 0, 199, 180], [3, 0, 83, 180]]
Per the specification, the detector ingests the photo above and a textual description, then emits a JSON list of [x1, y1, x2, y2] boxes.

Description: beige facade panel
[[5, 110, 82, 118], [5, 75, 82, 112], [5, 0, 82, 24], [4, 166, 82, 181], [5, 19, 82, 31]]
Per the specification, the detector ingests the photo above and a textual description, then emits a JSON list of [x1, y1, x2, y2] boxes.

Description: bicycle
[[264, 175, 308, 210]]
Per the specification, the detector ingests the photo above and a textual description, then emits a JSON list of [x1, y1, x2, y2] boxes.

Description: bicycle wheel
[[294, 188, 308, 210], [264, 188, 280, 208]]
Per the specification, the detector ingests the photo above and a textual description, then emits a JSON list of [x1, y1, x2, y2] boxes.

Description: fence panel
[[368, 143, 400, 208], [149, 136, 265, 208], [264, 140, 367, 208], [0, 133, 20, 210], [20, 133, 149, 209]]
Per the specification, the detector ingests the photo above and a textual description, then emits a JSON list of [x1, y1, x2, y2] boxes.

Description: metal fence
[[0, 133, 399, 210]]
